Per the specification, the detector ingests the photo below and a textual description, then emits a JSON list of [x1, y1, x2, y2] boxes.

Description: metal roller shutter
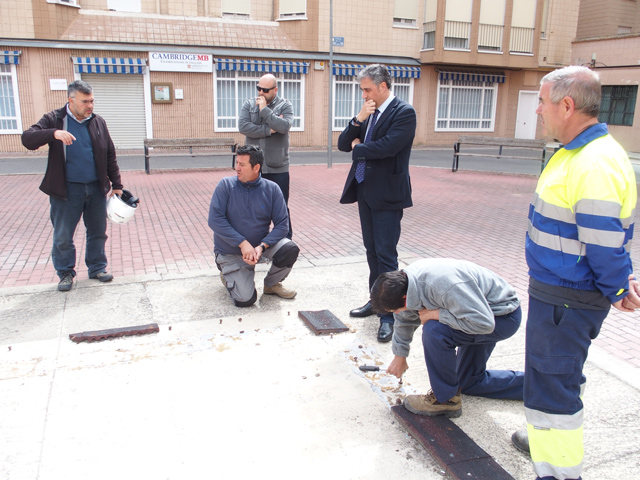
[[82, 73, 146, 149]]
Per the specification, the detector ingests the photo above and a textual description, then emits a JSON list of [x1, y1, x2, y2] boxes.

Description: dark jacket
[[337, 96, 416, 211], [21, 106, 122, 200]]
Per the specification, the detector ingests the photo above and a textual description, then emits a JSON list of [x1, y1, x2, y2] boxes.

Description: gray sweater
[[238, 95, 293, 174], [392, 259, 520, 358]]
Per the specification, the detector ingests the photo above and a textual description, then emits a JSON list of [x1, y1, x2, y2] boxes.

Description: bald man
[[239, 73, 294, 238]]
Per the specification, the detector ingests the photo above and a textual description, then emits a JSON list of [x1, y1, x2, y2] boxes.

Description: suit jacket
[[337, 96, 416, 211]]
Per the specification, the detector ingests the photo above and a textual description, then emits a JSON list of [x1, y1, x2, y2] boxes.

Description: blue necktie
[[355, 109, 379, 183]]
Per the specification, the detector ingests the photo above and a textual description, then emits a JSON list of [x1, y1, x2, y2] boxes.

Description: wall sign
[[148, 52, 213, 73], [151, 82, 173, 104]]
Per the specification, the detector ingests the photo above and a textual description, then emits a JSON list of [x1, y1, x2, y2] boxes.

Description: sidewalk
[[1, 164, 639, 479]]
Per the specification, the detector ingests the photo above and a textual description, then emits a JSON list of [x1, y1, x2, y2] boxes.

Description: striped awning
[[438, 70, 505, 84], [72, 57, 146, 74], [1, 51, 21, 65], [387, 66, 421, 78], [215, 59, 309, 74], [332, 64, 420, 78]]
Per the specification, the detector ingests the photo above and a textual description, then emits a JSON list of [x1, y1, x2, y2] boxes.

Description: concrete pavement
[[1, 160, 640, 479]]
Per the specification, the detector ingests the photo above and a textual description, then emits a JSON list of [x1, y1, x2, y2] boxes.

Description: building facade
[[1, 0, 638, 153]]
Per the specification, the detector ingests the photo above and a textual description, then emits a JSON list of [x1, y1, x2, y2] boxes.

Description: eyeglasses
[[256, 85, 275, 93]]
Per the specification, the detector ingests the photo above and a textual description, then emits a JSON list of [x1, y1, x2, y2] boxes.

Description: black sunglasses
[[256, 85, 275, 93]]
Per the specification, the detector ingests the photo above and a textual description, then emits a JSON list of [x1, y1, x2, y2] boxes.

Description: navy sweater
[[208, 175, 289, 255]]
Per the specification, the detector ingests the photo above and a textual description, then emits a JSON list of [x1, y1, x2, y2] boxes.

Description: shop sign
[[149, 52, 213, 73]]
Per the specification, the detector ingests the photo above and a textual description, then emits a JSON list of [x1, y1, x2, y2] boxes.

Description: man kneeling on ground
[[370, 258, 524, 418], [208, 145, 299, 307]]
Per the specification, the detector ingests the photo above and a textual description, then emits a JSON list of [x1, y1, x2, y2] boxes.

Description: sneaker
[[403, 389, 462, 418], [263, 282, 297, 299], [90, 272, 113, 282], [58, 273, 74, 292], [511, 429, 530, 455]]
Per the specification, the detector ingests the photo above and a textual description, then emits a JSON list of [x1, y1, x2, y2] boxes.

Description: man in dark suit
[[337, 64, 417, 342]]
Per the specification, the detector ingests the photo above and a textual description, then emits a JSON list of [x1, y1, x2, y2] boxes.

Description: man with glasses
[[22, 80, 123, 292], [338, 64, 417, 343], [209, 145, 300, 307], [239, 73, 294, 239]]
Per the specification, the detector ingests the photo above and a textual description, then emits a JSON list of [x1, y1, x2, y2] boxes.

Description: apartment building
[[1, 0, 637, 153]]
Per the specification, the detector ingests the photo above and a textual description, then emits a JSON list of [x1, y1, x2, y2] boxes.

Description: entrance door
[[515, 90, 538, 139]]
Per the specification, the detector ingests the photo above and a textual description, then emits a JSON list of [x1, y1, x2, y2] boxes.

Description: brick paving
[[0, 164, 638, 368]]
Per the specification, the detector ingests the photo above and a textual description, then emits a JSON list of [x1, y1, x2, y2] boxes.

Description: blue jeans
[[49, 182, 108, 279], [356, 183, 403, 324], [422, 307, 524, 402]]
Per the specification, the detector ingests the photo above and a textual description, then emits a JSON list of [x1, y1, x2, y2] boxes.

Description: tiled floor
[[1, 164, 638, 368]]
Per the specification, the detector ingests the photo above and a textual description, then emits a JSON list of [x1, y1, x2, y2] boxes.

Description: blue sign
[[332, 37, 344, 47]]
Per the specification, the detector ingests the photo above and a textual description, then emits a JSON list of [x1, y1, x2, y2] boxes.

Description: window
[[332, 75, 414, 131], [215, 70, 304, 132], [436, 77, 497, 131], [107, 0, 141, 12], [444, 0, 472, 50], [279, 0, 306, 19], [599, 85, 637, 126], [393, 0, 418, 27], [46, 0, 79, 5], [222, 0, 250, 18], [0, 64, 22, 134]]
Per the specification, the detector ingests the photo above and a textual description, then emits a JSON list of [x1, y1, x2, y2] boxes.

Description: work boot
[[511, 429, 530, 455], [90, 271, 113, 282], [58, 273, 74, 292], [263, 282, 297, 299], [403, 389, 462, 418]]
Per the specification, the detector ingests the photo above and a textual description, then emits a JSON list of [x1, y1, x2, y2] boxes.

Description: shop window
[[0, 64, 22, 134], [215, 70, 304, 132], [599, 85, 637, 127], [332, 75, 414, 131], [436, 77, 497, 131]]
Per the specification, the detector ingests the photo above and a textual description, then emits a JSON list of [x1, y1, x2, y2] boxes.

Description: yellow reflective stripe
[[527, 423, 584, 468], [528, 222, 587, 257], [532, 193, 575, 223], [577, 225, 626, 247], [574, 198, 621, 217], [533, 460, 584, 480], [525, 406, 583, 430]]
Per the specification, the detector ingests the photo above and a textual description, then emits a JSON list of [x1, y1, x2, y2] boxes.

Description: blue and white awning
[[73, 57, 146, 74], [332, 64, 420, 78], [1, 51, 21, 65], [332, 64, 366, 76], [215, 59, 309, 74], [387, 66, 421, 78], [438, 70, 505, 84]]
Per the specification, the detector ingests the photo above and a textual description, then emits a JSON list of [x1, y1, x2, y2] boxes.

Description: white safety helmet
[[107, 189, 140, 224]]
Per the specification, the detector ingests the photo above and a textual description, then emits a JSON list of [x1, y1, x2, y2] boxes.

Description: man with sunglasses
[[22, 80, 123, 292], [239, 73, 294, 239], [370, 258, 524, 418]]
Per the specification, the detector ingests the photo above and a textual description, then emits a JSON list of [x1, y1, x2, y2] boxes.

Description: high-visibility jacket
[[526, 123, 636, 305]]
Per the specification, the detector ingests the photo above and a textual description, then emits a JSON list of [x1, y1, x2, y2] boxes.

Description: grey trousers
[[215, 238, 294, 306]]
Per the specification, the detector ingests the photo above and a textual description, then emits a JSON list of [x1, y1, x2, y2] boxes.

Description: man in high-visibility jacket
[[513, 65, 640, 480]]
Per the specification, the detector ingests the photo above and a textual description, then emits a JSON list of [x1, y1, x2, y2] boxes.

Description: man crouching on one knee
[[208, 144, 299, 307], [370, 258, 524, 418]]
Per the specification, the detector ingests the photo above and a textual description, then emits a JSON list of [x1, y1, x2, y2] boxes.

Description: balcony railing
[[423, 21, 436, 49], [478, 23, 503, 52], [510, 26, 534, 54], [444, 20, 471, 50]]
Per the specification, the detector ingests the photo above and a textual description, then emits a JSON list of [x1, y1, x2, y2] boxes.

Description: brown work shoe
[[403, 389, 462, 418], [263, 282, 297, 299]]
